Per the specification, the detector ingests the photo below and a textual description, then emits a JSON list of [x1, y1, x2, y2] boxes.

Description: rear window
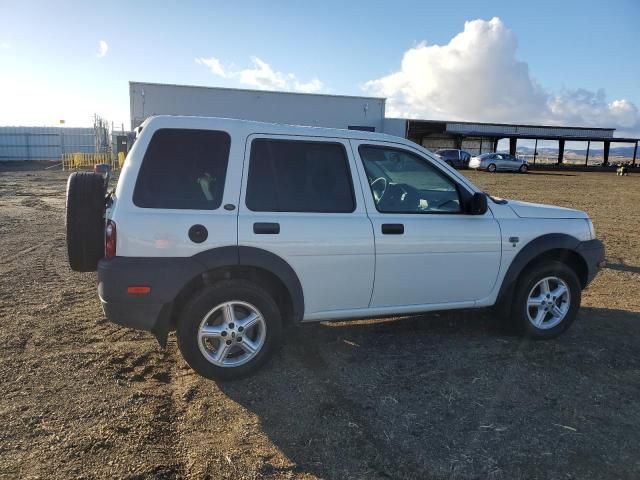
[[133, 128, 230, 210], [245, 139, 355, 213]]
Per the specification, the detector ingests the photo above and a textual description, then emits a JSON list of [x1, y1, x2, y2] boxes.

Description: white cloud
[[0, 42, 9, 50], [195, 56, 324, 93], [97, 40, 108, 58], [195, 57, 227, 78], [363, 17, 639, 135]]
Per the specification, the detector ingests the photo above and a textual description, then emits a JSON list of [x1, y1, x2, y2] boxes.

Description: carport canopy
[[405, 119, 639, 166]]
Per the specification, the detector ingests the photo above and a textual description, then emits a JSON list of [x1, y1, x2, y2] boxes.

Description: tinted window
[[359, 146, 461, 214], [246, 139, 355, 213], [133, 129, 230, 210]]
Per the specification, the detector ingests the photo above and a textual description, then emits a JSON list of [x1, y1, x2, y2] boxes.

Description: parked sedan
[[435, 149, 471, 169], [469, 153, 529, 173]]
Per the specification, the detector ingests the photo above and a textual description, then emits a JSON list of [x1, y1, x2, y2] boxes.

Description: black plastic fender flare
[[192, 246, 304, 323], [495, 233, 585, 308]]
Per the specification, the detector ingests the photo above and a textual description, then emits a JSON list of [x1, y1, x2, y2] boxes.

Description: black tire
[[487, 163, 497, 172], [66, 172, 106, 272], [511, 260, 581, 339], [519, 164, 528, 173], [445, 160, 454, 168], [177, 280, 282, 381]]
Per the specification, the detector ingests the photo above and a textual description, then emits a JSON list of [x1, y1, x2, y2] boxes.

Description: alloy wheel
[[526, 276, 571, 329], [197, 301, 267, 367]]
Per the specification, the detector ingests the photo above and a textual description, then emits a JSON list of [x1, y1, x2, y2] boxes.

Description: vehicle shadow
[[528, 171, 577, 177], [217, 307, 640, 479], [605, 262, 640, 274]]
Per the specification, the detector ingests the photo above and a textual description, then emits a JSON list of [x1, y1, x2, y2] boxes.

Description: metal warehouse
[[130, 82, 638, 166], [130, 82, 386, 133]]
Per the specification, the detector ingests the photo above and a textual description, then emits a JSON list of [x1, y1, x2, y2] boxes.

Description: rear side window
[[245, 139, 355, 213], [133, 128, 230, 210]]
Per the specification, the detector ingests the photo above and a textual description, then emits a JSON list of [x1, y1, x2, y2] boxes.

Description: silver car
[[468, 153, 529, 173]]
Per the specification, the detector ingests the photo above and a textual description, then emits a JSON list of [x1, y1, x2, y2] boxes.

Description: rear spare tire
[[66, 172, 106, 272]]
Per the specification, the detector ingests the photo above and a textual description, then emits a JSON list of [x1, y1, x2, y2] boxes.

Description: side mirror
[[469, 192, 488, 215]]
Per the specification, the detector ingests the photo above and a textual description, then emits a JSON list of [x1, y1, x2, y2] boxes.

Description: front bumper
[[577, 239, 605, 285]]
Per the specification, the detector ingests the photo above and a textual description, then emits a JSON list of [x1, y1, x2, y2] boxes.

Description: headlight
[[587, 219, 596, 239]]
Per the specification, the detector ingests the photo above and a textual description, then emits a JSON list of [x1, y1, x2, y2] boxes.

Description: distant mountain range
[[516, 145, 637, 158]]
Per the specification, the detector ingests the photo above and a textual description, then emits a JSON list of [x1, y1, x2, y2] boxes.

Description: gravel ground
[[0, 167, 639, 479]]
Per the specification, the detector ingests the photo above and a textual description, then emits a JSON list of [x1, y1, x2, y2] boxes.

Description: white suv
[[66, 116, 604, 380]]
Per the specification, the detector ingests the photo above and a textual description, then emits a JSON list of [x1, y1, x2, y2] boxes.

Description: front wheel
[[487, 163, 497, 173], [177, 280, 282, 380], [519, 164, 528, 173], [511, 261, 581, 339]]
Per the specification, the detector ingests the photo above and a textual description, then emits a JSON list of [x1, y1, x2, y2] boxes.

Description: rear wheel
[[487, 163, 497, 172], [177, 280, 282, 380], [445, 160, 454, 168], [519, 164, 528, 173], [511, 261, 581, 339], [66, 172, 106, 272]]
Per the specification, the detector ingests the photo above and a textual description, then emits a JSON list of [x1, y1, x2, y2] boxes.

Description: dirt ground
[[1, 166, 639, 480]]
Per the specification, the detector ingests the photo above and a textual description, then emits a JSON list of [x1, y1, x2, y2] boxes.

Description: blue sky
[[0, 0, 638, 133]]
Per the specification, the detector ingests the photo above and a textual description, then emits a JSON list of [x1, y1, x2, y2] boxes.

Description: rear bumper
[[577, 239, 605, 285], [98, 256, 204, 346], [100, 299, 170, 337]]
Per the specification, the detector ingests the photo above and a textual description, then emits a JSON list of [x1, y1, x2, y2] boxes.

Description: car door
[[455, 150, 462, 167], [507, 154, 521, 171], [237, 134, 375, 318], [493, 153, 507, 170], [351, 140, 502, 307]]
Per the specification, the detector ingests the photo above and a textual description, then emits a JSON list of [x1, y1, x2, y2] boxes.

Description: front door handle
[[253, 222, 280, 234], [382, 223, 404, 235]]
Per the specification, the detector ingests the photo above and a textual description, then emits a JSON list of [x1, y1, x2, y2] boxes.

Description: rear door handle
[[381, 223, 404, 235], [253, 222, 280, 234]]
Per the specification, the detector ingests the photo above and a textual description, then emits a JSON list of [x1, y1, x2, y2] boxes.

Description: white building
[[130, 82, 386, 133]]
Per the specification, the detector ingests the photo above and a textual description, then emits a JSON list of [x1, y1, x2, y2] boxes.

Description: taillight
[[105, 220, 117, 258]]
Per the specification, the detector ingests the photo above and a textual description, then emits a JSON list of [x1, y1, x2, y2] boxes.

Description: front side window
[[359, 146, 461, 214], [133, 128, 230, 209], [246, 139, 355, 213]]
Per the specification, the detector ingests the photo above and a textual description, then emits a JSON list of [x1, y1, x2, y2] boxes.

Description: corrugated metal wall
[[421, 135, 457, 152], [130, 82, 386, 132], [0, 127, 95, 161]]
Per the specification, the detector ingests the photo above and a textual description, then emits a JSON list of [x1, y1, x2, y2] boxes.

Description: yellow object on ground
[[62, 152, 116, 170]]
